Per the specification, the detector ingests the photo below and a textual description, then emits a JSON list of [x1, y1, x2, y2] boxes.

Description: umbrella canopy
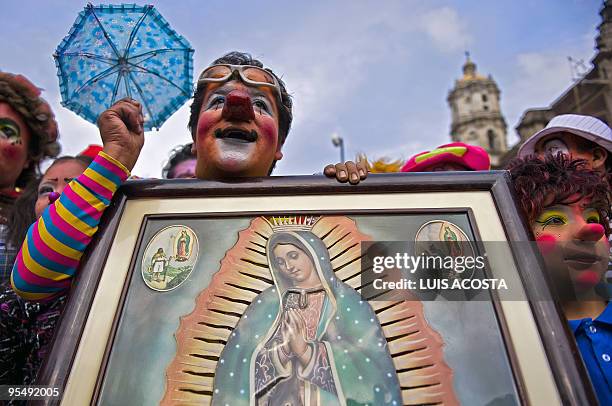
[[54, 3, 194, 131]]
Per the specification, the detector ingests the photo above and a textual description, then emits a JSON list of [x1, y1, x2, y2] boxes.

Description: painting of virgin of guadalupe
[[216, 230, 402, 405], [175, 229, 192, 261], [162, 216, 458, 406]]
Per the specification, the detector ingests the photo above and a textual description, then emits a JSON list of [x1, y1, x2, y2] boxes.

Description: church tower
[[593, 0, 612, 82], [447, 53, 508, 167], [595, 0, 612, 56]]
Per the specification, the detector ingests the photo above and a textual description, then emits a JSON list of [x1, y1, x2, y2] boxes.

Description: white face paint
[[216, 138, 256, 168], [194, 79, 282, 179], [542, 138, 569, 156]]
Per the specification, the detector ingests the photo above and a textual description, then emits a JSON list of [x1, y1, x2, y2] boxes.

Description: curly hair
[[188, 52, 293, 174], [162, 143, 195, 179], [0, 72, 61, 188], [507, 154, 611, 236]]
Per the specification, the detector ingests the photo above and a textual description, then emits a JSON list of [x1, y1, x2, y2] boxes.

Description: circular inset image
[[141, 225, 199, 291], [415, 220, 476, 278]]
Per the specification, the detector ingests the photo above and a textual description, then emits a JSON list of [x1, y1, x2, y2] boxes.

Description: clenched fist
[[97, 98, 145, 171]]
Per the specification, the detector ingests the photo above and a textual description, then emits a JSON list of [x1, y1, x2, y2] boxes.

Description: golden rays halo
[[161, 215, 458, 405]]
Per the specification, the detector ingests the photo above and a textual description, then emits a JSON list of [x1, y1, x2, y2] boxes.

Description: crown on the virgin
[[263, 215, 320, 231]]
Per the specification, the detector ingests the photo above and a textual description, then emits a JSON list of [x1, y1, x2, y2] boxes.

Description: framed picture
[[38, 172, 595, 406]]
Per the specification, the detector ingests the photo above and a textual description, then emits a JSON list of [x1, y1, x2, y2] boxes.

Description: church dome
[[459, 52, 487, 82]]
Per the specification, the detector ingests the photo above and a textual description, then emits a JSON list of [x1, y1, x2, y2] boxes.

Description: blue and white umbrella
[[54, 3, 194, 130]]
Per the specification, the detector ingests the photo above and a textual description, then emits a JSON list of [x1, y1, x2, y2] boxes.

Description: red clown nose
[[576, 223, 605, 241], [48, 191, 60, 204], [222, 90, 255, 121]]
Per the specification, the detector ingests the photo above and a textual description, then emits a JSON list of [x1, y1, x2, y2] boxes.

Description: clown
[[188, 52, 292, 179], [518, 114, 612, 286], [508, 154, 611, 404], [518, 114, 612, 176], [0, 72, 60, 283], [4, 93, 142, 384], [13, 51, 363, 303], [162, 143, 196, 179], [188, 51, 366, 182]]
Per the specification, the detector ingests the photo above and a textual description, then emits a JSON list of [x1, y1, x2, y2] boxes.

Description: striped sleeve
[[10, 151, 130, 301]]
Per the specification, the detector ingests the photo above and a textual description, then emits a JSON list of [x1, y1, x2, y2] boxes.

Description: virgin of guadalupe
[[212, 230, 402, 406], [176, 230, 191, 261]]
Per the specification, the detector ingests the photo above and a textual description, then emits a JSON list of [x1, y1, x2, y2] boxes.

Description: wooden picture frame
[[36, 172, 596, 406]]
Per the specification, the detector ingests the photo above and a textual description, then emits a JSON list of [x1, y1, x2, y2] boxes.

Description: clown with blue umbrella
[[54, 3, 194, 131]]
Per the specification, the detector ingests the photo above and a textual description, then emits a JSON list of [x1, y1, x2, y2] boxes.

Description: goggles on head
[[198, 64, 282, 98]]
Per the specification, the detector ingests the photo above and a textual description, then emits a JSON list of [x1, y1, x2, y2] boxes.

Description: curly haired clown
[[0, 72, 60, 282], [508, 154, 611, 405]]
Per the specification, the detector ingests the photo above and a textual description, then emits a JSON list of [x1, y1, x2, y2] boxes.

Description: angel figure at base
[[212, 230, 402, 406]]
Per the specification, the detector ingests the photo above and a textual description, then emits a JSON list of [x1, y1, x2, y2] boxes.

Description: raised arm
[[10, 99, 144, 301]]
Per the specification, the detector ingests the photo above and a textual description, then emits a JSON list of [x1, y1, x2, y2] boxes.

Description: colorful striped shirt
[[10, 151, 129, 301]]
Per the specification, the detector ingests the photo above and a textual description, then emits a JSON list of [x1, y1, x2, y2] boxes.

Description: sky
[[0, 0, 604, 177]]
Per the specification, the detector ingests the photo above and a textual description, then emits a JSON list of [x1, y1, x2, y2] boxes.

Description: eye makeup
[[583, 208, 600, 224], [535, 209, 568, 229], [0, 118, 21, 144]]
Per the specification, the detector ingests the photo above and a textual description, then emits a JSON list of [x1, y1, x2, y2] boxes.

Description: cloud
[[419, 7, 472, 53], [267, 2, 472, 173], [502, 34, 595, 145], [2, 1, 474, 177], [279, 3, 471, 125], [514, 52, 576, 104]]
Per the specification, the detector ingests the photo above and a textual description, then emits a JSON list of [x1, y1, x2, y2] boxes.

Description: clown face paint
[[194, 80, 282, 179], [534, 133, 607, 173], [0, 102, 31, 189], [35, 159, 88, 219], [169, 158, 197, 179], [0, 118, 23, 145], [532, 198, 609, 296]]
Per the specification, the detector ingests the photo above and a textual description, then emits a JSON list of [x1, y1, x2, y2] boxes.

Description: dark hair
[[8, 155, 91, 247], [550, 133, 612, 175], [188, 52, 293, 173], [8, 177, 39, 247], [507, 154, 610, 237], [15, 161, 39, 190], [568, 135, 605, 155], [162, 143, 196, 179], [55, 155, 92, 168]]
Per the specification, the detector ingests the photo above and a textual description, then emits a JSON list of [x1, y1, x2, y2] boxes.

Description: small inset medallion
[[415, 220, 476, 279], [141, 225, 198, 291]]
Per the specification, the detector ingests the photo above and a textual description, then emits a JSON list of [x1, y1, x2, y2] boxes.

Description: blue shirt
[[569, 303, 612, 405]]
